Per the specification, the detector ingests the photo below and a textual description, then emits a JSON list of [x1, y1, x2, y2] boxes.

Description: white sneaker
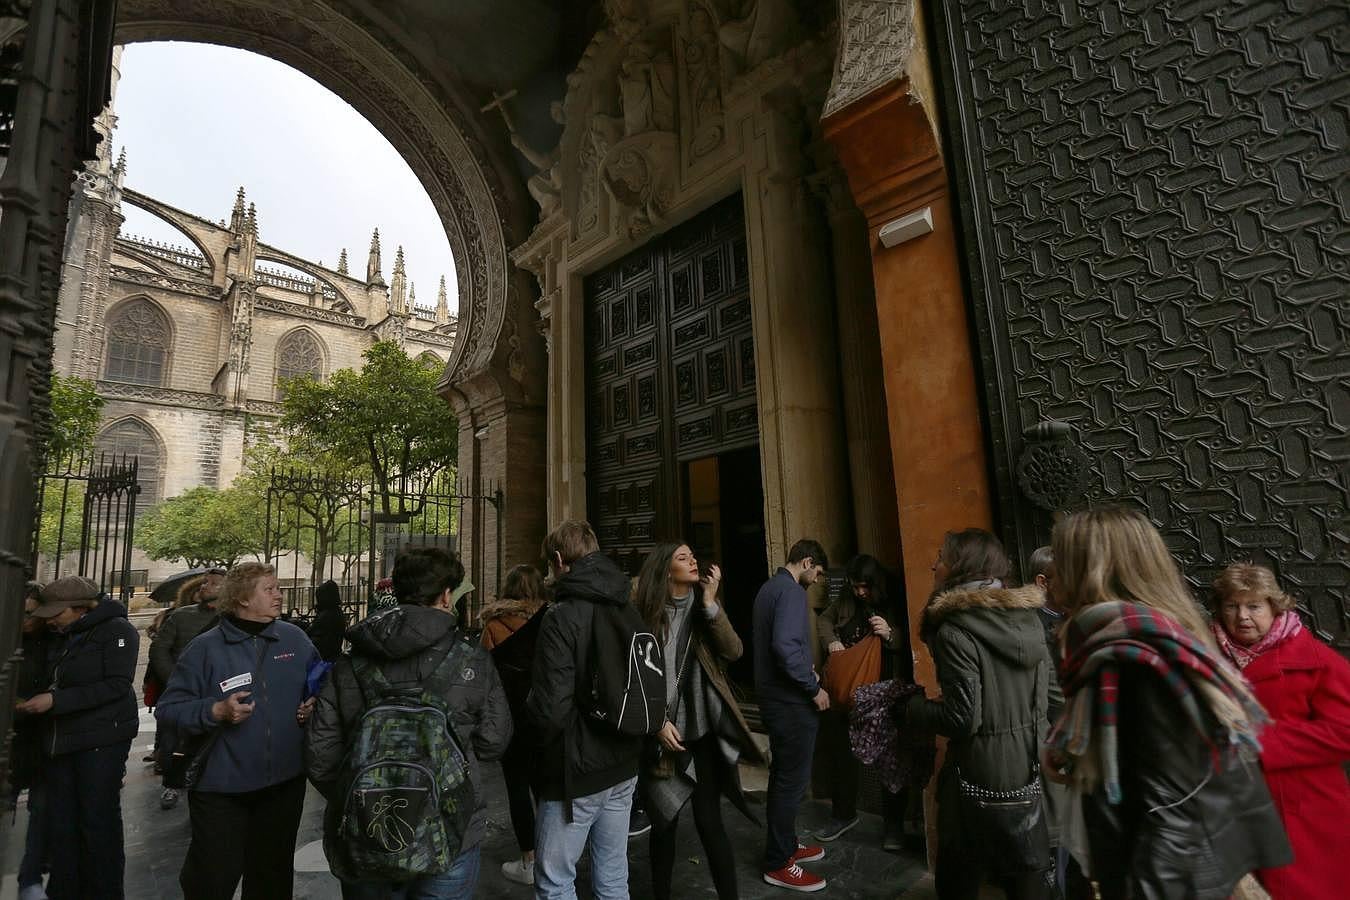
[[501, 858, 534, 886]]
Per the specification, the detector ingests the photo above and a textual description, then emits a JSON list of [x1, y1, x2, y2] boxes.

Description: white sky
[[113, 42, 457, 311]]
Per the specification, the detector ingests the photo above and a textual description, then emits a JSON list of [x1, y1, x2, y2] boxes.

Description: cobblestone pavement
[[2, 618, 939, 898]]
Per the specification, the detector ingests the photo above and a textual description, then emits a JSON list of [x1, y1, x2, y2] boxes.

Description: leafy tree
[[279, 341, 457, 515], [136, 486, 265, 568], [47, 374, 105, 468]]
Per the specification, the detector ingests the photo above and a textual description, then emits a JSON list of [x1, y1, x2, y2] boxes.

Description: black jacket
[[45, 600, 140, 756], [1085, 667, 1291, 900], [306, 607, 347, 662], [148, 601, 218, 685], [305, 603, 512, 857], [526, 552, 643, 802], [10, 627, 56, 791]]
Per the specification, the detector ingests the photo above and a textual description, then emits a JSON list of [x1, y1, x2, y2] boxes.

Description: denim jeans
[[18, 778, 51, 888], [534, 776, 637, 900], [760, 700, 820, 872], [340, 845, 482, 900]]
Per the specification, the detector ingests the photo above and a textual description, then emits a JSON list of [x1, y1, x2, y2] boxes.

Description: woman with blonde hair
[[157, 562, 319, 899], [1043, 507, 1291, 900], [1209, 563, 1350, 899]]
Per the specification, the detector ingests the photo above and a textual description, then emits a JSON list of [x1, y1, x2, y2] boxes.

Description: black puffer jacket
[[905, 584, 1049, 848], [305, 603, 512, 854], [10, 627, 56, 791], [526, 552, 643, 802], [1085, 667, 1291, 900], [46, 600, 140, 756]]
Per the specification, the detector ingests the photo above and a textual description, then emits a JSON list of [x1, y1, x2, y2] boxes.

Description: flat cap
[[32, 576, 101, 617]]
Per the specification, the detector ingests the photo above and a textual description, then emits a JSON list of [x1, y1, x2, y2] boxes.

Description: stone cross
[[480, 89, 519, 134]]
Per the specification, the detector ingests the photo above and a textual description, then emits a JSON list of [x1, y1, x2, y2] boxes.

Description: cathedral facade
[[51, 99, 457, 581]]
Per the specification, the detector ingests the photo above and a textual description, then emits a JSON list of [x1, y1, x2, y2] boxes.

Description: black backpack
[[582, 602, 666, 736]]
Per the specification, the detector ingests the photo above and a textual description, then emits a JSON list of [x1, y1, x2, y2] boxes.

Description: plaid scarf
[[1211, 610, 1303, 670], [1047, 601, 1266, 805]]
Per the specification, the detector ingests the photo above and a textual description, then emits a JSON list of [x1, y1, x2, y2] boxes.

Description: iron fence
[[30, 452, 140, 601], [262, 467, 501, 623]]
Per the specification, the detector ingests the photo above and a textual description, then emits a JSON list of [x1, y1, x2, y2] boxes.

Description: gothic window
[[104, 298, 170, 386], [418, 352, 442, 369], [274, 329, 325, 400], [96, 419, 162, 511]]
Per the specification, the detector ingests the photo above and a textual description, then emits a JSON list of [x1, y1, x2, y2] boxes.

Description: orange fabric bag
[[823, 634, 882, 709]]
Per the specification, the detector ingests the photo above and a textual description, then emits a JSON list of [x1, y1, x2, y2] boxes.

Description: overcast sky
[[114, 42, 457, 310]]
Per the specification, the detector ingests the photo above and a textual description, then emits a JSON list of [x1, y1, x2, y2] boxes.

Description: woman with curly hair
[[1210, 563, 1350, 899]]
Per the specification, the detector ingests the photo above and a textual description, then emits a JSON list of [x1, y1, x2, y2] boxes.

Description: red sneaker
[[763, 863, 827, 892], [791, 843, 825, 864]]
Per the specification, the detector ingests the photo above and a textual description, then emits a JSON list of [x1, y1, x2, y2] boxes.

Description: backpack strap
[[350, 634, 463, 710]]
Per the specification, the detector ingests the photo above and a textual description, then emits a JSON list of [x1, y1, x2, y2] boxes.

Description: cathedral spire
[[366, 228, 385, 287], [389, 245, 408, 315], [337, 248, 349, 275], [230, 187, 246, 233], [435, 275, 449, 325], [245, 202, 258, 237]]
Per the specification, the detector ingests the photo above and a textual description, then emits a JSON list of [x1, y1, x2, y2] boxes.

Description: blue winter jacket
[[157, 616, 318, 793], [752, 568, 821, 706]]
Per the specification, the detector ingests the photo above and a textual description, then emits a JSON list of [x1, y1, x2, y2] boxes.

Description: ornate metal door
[[585, 194, 755, 572], [932, 1, 1349, 647]]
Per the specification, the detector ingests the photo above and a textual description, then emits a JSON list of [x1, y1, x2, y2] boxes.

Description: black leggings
[[500, 737, 537, 853], [649, 737, 738, 900]]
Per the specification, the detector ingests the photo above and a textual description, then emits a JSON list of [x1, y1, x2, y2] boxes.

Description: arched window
[[275, 329, 325, 400], [418, 351, 442, 369], [104, 298, 171, 386], [96, 419, 162, 511]]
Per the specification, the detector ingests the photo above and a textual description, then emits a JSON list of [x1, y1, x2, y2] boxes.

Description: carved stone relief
[[823, 0, 916, 119]]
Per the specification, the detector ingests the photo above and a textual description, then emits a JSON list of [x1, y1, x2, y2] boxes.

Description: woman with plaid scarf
[[1042, 507, 1291, 900]]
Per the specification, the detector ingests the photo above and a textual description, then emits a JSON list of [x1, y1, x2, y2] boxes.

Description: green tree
[[278, 341, 457, 515], [136, 486, 266, 568], [47, 374, 105, 468]]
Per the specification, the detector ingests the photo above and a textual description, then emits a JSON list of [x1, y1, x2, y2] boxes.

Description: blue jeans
[[340, 845, 482, 900], [760, 700, 820, 872], [534, 776, 637, 900]]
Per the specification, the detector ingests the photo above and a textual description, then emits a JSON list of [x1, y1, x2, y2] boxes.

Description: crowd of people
[[8, 507, 1348, 900]]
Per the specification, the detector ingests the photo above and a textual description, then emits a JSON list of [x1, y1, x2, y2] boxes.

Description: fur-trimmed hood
[[922, 584, 1047, 668], [478, 596, 543, 627]]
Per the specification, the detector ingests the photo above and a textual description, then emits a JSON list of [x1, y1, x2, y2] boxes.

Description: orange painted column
[[824, 80, 995, 862]]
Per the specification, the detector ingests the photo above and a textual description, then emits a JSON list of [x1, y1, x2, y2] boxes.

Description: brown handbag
[[823, 634, 882, 708]]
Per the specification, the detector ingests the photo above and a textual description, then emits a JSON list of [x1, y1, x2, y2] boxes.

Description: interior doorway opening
[[681, 444, 768, 689]]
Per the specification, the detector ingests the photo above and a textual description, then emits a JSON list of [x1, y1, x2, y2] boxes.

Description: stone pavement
[[1, 620, 940, 898]]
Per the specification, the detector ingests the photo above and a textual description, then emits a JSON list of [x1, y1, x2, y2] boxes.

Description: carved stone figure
[[511, 103, 564, 218], [617, 41, 676, 137], [686, 4, 725, 158]]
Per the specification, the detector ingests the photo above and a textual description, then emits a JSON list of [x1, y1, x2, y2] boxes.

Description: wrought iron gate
[[931, 0, 1350, 647], [262, 468, 502, 624], [30, 452, 140, 602]]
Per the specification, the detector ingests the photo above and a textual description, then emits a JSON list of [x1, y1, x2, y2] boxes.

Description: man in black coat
[[19, 576, 139, 900], [526, 520, 645, 899]]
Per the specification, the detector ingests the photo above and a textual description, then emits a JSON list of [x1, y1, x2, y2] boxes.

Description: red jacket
[[1248, 628, 1350, 899]]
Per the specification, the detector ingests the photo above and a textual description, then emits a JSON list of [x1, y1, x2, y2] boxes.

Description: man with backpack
[[527, 520, 664, 900], [305, 548, 512, 899]]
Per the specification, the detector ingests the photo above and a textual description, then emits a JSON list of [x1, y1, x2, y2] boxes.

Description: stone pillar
[[741, 102, 854, 568], [809, 164, 903, 569]]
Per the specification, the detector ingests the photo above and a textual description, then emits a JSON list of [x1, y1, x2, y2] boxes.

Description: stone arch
[[114, 0, 528, 394], [103, 295, 174, 387], [274, 327, 327, 400], [121, 190, 218, 276], [96, 416, 165, 510], [416, 350, 442, 369]]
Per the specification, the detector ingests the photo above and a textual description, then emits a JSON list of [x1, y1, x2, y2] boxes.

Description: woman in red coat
[[1211, 564, 1350, 899]]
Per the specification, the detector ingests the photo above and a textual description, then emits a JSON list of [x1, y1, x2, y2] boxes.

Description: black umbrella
[[150, 567, 224, 604]]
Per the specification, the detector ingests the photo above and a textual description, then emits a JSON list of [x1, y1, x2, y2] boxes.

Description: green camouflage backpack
[[338, 641, 474, 880]]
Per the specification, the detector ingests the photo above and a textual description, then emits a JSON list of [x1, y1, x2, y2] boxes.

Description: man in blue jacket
[[753, 539, 830, 893]]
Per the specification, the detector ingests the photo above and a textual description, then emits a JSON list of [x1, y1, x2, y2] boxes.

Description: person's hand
[[812, 688, 830, 712], [869, 615, 892, 641], [212, 691, 255, 726], [15, 692, 53, 715], [827, 640, 846, 654], [1041, 744, 1070, 784], [296, 696, 317, 727], [657, 720, 686, 753], [700, 563, 722, 603]]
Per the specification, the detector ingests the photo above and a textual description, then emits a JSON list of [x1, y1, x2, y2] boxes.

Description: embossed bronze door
[[585, 194, 757, 573], [932, 1, 1349, 648]]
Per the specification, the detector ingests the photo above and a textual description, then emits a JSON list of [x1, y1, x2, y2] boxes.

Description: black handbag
[[956, 768, 1050, 874]]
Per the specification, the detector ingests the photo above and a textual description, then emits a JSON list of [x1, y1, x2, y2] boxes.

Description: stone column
[[809, 164, 903, 569]]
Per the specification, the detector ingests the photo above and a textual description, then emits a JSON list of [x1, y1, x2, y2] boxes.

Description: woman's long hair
[[633, 542, 685, 638], [1052, 506, 1256, 726], [934, 528, 1010, 595]]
